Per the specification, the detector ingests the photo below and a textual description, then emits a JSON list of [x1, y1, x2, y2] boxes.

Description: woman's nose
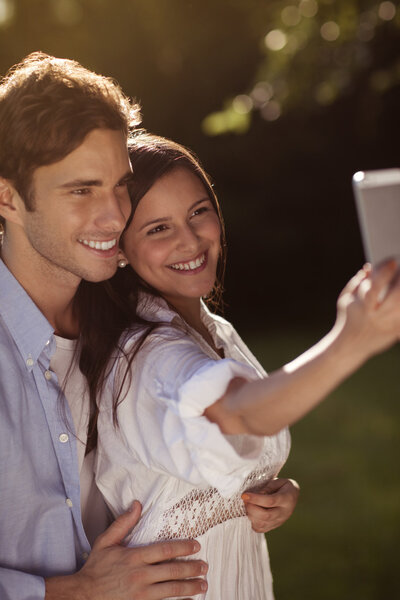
[[176, 223, 200, 254]]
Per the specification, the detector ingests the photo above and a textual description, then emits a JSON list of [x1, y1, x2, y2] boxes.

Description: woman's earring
[[118, 258, 128, 268]]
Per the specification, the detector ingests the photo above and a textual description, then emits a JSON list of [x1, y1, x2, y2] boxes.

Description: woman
[[90, 132, 400, 599]]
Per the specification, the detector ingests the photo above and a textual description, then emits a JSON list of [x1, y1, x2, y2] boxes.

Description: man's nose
[[94, 192, 130, 231]]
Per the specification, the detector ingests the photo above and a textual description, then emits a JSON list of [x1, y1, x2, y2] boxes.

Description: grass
[[246, 331, 400, 600]]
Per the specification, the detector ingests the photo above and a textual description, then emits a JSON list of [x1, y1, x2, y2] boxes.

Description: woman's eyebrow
[[187, 197, 211, 211], [138, 197, 211, 231]]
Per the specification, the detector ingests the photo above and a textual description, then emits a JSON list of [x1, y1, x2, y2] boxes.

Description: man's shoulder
[[0, 260, 54, 361]]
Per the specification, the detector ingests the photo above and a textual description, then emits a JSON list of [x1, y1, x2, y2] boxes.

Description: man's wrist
[[45, 573, 87, 600]]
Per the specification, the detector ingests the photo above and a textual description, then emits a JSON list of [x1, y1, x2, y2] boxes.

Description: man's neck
[[1, 242, 80, 339]]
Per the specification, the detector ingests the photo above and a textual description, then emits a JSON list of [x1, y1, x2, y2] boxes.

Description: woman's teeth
[[79, 238, 117, 250], [170, 254, 206, 271]]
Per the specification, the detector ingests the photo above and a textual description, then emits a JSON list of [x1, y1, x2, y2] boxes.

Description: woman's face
[[122, 166, 221, 309]]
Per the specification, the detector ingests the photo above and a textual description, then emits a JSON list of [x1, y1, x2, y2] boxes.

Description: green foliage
[[203, 0, 400, 134]]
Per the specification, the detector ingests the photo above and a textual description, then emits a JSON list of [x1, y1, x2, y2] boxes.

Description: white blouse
[[96, 294, 291, 599]]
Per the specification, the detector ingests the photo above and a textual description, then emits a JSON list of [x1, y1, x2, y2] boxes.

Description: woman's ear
[[117, 250, 129, 269], [0, 178, 24, 226]]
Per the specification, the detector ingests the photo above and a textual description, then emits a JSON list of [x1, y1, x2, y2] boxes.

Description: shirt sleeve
[[111, 329, 265, 497], [0, 567, 45, 600]]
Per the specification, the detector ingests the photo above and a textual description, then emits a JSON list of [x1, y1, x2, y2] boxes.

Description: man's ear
[[0, 178, 25, 226]]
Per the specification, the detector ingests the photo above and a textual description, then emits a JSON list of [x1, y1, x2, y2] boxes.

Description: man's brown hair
[[0, 52, 140, 214]]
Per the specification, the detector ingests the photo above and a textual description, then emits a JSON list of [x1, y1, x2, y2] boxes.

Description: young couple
[[1, 53, 400, 600]]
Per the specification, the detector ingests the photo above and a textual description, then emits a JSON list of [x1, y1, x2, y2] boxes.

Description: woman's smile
[[168, 251, 207, 273], [122, 167, 221, 311]]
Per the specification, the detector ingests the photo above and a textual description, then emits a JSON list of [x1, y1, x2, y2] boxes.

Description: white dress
[[96, 294, 291, 600]]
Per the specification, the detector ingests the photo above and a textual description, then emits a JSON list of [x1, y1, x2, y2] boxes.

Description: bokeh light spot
[[0, 0, 15, 27], [320, 21, 340, 42], [299, 0, 318, 18], [202, 106, 251, 136], [52, 0, 83, 26], [232, 94, 253, 114], [281, 5, 301, 27], [315, 82, 337, 105], [261, 100, 281, 121], [250, 82, 273, 107], [378, 2, 396, 21], [265, 29, 287, 51], [357, 22, 375, 42]]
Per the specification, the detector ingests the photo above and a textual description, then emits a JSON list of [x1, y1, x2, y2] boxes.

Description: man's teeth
[[170, 254, 205, 271], [79, 239, 117, 250]]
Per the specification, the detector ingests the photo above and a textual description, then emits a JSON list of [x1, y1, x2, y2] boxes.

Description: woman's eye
[[147, 224, 167, 235], [192, 206, 209, 217]]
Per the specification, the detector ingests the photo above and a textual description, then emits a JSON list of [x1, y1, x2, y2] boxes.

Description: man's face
[[18, 128, 132, 285]]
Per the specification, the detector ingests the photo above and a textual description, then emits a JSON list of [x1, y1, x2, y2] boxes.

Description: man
[[0, 52, 207, 600]]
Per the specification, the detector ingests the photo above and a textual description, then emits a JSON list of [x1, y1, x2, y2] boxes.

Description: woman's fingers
[[362, 259, 398, 307], [339, 267, 368, 299], [242, 478, 300, 532]]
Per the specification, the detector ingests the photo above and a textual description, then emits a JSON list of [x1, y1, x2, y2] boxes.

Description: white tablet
[[352, 168, 400, 266]]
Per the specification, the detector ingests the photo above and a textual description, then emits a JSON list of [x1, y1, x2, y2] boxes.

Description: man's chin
[[81, 266, 118, 284]]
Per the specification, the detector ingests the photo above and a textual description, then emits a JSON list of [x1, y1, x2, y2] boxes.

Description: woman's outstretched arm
[[205, 260, 400, 436]]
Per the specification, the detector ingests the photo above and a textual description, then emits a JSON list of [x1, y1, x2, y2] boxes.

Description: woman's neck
[[164, 294, 223, 358]]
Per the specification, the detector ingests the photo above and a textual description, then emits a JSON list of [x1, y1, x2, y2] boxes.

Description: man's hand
[[45, 501, 208, 599], [242, 478, 300, 533]]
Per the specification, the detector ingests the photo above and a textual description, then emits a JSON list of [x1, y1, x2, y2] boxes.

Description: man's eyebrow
[[58, 179, 102, 189], [138, 198, 211, 231], [57, 170, 133, 189]]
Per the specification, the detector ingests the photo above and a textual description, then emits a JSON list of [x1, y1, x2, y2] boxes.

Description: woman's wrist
[[319, 321, 370, 376]]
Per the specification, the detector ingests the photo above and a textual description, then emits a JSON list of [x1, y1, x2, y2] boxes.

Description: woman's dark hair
[[76, 132, 227, 449]]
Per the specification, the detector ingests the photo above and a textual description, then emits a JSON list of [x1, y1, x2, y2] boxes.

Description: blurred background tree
[[1, 2, 399, 598]]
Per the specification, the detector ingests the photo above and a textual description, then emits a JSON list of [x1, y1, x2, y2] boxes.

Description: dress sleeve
[[113, 329, 265, 497]]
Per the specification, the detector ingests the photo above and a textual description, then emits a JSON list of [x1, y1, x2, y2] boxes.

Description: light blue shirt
[[0, 259, 91, 599]]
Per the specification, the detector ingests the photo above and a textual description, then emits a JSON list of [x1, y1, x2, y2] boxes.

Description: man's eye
[[72, 188, 90, 195]]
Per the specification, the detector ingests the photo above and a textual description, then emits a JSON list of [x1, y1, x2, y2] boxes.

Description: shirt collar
[[136, 291, 227, 348], [136, 291, 178, 324], [0, 259, 54, 371], [137, 291, 220, 324]]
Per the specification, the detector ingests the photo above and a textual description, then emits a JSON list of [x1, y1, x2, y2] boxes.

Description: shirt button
[[66, 498, 73, 508], [59, 433, 69, 443], [26, 358, 34, 367], [44, 370, 52, 380], [82, 552, 89, 560]]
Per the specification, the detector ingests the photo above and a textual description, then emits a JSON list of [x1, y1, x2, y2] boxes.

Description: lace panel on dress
[[155, 447, 281, 541]]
